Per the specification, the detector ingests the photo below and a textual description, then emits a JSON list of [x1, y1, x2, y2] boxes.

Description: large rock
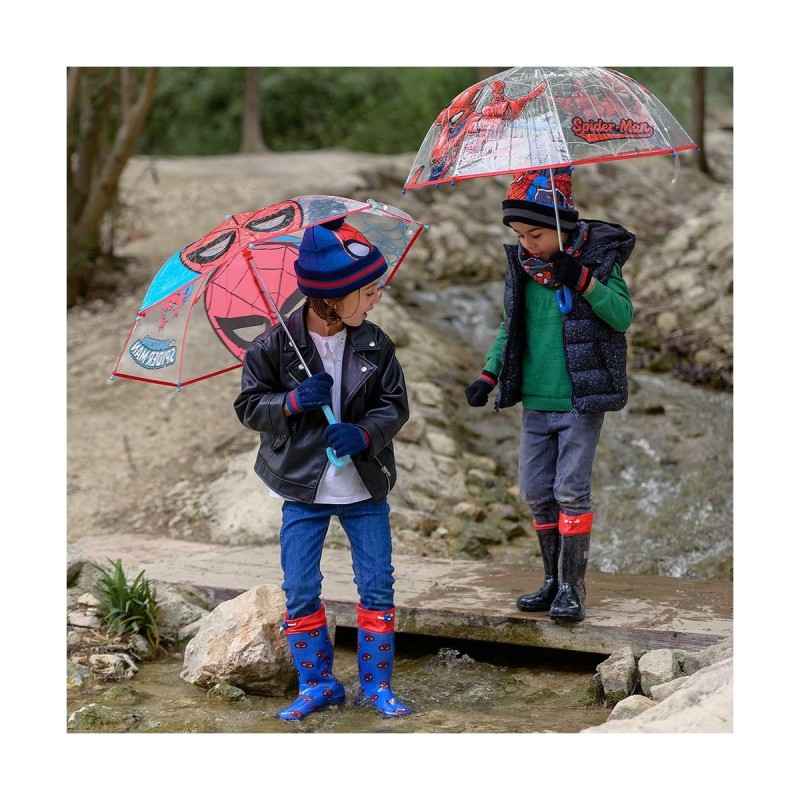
[[180, 584, 318, 696], [638, 648, 682, 697], [597, 646, 637, 704]]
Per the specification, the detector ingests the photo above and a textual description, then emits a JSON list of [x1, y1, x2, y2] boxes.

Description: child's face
[[337, 280, 383, 326], [509, 221, 563, 261]]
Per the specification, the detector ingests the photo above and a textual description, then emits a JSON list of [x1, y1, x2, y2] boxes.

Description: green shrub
[[93, 558, 161, 653]]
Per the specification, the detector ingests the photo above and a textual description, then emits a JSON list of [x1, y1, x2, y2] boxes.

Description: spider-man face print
[[178, 200, 305, 361], [203, 239, 304, 361]]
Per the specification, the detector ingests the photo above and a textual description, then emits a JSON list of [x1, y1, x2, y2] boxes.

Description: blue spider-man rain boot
[[276, 605, 346, 721], [355, 605, 413, 718]]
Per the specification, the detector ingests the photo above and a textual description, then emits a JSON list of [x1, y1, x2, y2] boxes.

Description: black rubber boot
[[550, 533, 591, 622], [516, 528, 560, 612]]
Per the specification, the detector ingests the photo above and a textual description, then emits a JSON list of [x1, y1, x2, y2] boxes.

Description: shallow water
[[67, 633, 610, 734]]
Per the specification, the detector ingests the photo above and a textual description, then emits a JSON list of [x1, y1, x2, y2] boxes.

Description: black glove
[[324, 423, 370, 457], [550, 250, 592, 293], [285, 371, 334, 414], [465, 371, 498, 407]]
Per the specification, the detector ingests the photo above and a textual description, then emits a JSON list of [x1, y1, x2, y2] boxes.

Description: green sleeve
[[583, 263, 634, 332], [484, 317, 506, 376]]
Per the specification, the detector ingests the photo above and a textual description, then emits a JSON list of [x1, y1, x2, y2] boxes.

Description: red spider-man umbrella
[[404, 66, 696, 311], [111, 194, 425, 390]]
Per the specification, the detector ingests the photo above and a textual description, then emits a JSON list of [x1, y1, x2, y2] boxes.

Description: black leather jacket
[[233, 305, 409, 504]]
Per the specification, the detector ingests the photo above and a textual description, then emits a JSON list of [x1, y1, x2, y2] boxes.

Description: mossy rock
[[208, 680, 246, 701], [565, 674, 606, 709], [100, 684, 141, 705], [67, 703, 143, 732]]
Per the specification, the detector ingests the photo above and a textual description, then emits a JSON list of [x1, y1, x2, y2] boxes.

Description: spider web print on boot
[[355, 605, 413, 717], [277, 606, 346, 721]]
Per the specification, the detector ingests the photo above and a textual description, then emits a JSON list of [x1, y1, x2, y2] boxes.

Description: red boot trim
[[357, 604, 395, 633], [559, 511, 593, 535], [533, 520, 559, 532], [283, 605, 326, 633]]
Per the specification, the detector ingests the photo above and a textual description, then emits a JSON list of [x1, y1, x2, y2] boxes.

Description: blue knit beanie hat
[[295, 218, 387, 298], [502, 166, 579, 232]]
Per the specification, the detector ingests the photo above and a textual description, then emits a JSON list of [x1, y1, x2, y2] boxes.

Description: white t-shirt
[[270, 329, 370, 505]]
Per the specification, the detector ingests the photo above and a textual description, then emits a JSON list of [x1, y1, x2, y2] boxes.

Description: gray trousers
[[518, 409, 605, 525]]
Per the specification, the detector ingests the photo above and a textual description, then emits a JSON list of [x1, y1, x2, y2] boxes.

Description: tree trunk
[[476, 67, 502, 81], [67, 67, 160, 306], [240, 67, 268, 153], [71, 68, 160, 248], [692, 67, 713, 177]]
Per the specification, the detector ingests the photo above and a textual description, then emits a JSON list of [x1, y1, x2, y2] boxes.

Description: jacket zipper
[[372, 454, 391, 494]]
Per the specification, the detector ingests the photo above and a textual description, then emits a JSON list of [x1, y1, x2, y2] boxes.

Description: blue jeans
[[518, 409, 605, 524], [280, 498, 395, 619]]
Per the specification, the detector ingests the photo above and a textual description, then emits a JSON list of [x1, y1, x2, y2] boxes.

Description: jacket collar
[[285, 304, 381, 354]]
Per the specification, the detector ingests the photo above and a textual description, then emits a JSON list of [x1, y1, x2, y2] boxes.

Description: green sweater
[[484, 266, 633, 411]]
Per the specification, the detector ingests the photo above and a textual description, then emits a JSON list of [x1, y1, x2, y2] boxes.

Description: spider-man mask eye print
[[178, 200, 305, 361]]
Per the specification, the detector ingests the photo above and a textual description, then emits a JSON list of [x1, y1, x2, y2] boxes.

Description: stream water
[[411, 281, 733, 582], [68, 633, 610, 733]]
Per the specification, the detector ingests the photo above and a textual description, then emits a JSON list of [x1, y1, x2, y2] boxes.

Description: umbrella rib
[[540, 70, 572, 168], [245, 252, 312, 374]]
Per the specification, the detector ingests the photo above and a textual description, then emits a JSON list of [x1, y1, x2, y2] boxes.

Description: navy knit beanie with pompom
[[295, 217, 387, 298]]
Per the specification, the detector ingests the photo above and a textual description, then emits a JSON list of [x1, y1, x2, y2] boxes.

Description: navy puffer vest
[[496, 220, 636, 414]]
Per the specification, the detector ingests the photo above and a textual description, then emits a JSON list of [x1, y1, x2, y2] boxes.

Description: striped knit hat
[[502, 166, 579, 232], [295, 217, 387, 298]]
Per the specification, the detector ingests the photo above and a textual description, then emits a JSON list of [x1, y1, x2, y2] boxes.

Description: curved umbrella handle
[[321, 404, 351, 468], [557, 285, 573, 314]]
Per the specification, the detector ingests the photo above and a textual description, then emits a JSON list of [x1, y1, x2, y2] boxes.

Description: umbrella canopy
[[404, 66, 697, 189], [111, 195, 425, 389]]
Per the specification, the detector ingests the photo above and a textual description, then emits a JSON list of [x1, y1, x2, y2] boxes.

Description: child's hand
[[464, 371, 498, 407], [285, 371, 334, 414], [550, 251, 592, 293], [324, 423, 370, 457]]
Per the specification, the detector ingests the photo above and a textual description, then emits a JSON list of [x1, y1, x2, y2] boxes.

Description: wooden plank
[[69, 533, 732, 655]]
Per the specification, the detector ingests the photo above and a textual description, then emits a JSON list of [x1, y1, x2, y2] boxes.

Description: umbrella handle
[[322, 404, 351, 468], [557, 286, 573, 314], [549, 167, 572, 316]]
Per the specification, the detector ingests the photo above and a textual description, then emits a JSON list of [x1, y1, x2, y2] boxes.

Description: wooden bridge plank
[[69, 533, 732, 655]]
